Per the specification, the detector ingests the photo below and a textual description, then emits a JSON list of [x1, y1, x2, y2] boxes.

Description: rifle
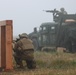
[[43, 9, 59, 15], [43, 9, 60, 22]]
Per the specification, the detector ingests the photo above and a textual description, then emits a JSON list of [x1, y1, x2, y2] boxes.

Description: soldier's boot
[[19, 62, 24, 68], [26, 59, 36, 69], [31, 60, 36, 69], [14, 57, 24, 68], [16, 59, 24, 69], [16, 62, 24, 69]]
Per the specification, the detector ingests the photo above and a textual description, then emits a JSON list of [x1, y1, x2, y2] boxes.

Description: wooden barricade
[[0, 20, 13, 71]]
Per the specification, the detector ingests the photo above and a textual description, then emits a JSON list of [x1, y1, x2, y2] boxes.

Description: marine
[[60, 7, 67, 15], [13, 33, 36, 69]]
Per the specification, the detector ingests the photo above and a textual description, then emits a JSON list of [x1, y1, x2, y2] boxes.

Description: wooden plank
[[1, 26, 6, 68], [0, 20, 13, 71], [6, 24, 13, 70], [0, 27, 1, 67], [0, 20, 12, 26]]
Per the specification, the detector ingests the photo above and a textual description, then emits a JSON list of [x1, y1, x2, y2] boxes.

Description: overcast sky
[[0, 0, 76, 36]]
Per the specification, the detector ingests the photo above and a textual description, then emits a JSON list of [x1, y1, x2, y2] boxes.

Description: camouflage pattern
[[14, 38, 34, 51], [14, 49, 36, 69], [14, 34, 36, 69], [19, 33, 28, 38], [14, 49, 34, 60]]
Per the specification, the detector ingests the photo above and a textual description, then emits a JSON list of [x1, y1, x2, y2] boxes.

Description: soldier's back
[[20, 38, 34, 50]]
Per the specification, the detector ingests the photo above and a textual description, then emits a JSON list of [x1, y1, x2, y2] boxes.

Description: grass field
[[1, 51, 76, 75]]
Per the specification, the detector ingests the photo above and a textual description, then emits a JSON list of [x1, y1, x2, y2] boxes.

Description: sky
[[0, 0, 76, 36]]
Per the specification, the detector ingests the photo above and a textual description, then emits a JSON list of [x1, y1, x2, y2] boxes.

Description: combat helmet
[[19, 33, 28, 38], [60, 7, 65, 12]]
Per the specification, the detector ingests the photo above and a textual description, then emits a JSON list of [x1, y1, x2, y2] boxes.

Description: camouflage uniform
[[14, 33, 36, 69]]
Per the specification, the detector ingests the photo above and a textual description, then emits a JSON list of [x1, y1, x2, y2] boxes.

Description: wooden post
[[0, 20, 13, 71]]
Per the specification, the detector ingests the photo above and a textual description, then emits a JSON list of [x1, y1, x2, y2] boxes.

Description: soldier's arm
[[14, 42, 19, 52], [16, 40, 23, 51]]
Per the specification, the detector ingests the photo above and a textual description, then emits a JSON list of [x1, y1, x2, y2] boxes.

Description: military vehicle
[[29, 9, 76, 52]]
